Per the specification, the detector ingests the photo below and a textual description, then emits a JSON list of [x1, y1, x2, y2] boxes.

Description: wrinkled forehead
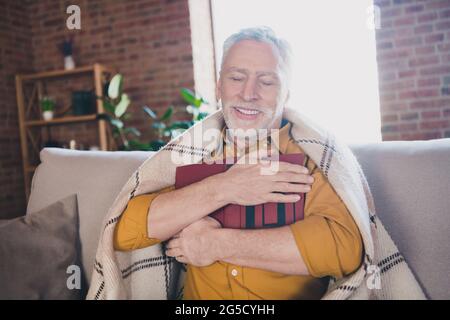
[[221, 40, 282, 75]]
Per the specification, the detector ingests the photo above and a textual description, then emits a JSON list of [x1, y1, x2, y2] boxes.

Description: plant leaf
[[180, 88, 202, 107], [124, 127, 141, 137], [197, 112, 209, 121], [110, 119, 123, 129], [143, 106, 157, 119], [149, 140, 166, 151], [108, 74, 123, 100], [151, 122, 166, 130], [122, 113, 132, 120], [160, 106, 174, 121], [168, 121, 192, 130], [129, 140, 151, 151], [114, 94, 130, 118], [103, 100, 115, 114]]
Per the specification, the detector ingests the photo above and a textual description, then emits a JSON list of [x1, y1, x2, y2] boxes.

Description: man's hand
[[212, 160, 314, 206], [165, 217, 222, 267]]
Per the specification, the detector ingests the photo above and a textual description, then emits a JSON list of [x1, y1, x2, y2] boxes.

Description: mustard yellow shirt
[[114, 122, 363, 299]]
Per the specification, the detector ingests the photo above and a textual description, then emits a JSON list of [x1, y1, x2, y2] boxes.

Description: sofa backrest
[[27, 139, 450, 299], [27, 148, 154, 287], [350, 138, 450, 300]]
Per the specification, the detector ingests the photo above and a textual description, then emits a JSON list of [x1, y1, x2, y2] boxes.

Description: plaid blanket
[[87, 107, 426, 300]]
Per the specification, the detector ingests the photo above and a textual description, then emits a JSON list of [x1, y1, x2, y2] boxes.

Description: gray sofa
[[26, 138, 450, 299]]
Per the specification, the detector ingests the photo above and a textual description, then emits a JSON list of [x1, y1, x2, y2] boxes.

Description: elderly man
[[113, 27, 363, 300]]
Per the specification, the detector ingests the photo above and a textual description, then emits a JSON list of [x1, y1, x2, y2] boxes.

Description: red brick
[[410, 99, 450, 109], [439, 9, 450, 19], [398, 69, 417, 78], [404, 4, 424, 13], [394, 16, 416, 27], [396, 36, 423, 47], [436, 20, 450, 31], [399, 89, 439, 99], [438, 43, 450, 52], [381, 102, 408, 111], [420, 65, 450, 76], [382, 114, 399, 122], [400, 112, 419, 120], [421, 110, 441, 119], [408, 55, 439, 67], [420, 120, 450, 130], [414, 24, 433, 34], [424, 33, 445, 44], [377, 41, 394, 50], [380, 79, 414, 91], [417, 12, 438, 23], [400, 132, 442, 140], [417, 77, 440, 87], [380, 92, 398, 104], [426, 1, 450, 10], [415, 45, 435, 55], [382, 134, 401, 141], [398, 123, 418, 131]]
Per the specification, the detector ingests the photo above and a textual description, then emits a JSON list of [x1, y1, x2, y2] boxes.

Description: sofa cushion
[[0, 194, 81, 299], [350, 138, 450, 300], [26, 148, 154, 288]]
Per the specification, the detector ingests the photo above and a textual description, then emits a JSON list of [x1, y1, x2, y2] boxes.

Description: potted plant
[[98, 73, 210, 151], [97, 74, 142, 151], [40, 97, 55, 121]]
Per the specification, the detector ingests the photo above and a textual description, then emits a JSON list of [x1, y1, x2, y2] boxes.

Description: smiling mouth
[[233, 107, 262, 115]]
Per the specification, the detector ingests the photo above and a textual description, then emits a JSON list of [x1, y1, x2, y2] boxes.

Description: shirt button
[[231, 269, 238, 277]]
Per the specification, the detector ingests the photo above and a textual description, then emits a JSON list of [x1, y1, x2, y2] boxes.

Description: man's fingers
[[265, 192, 303, 203], [263, 161, 309, 175], [271, 172, 314, 184], [166, 238, 181, 249], [175, 255, 188, 264], [166, 247, 183, 257], [271, 182, 311, 194]]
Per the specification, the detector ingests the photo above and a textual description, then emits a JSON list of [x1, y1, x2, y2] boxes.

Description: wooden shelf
[[16, 63, 115, 201], [18, 63, 114, 81], [25, 114, 99, 127]]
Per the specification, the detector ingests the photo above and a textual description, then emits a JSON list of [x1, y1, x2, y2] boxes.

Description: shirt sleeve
[[113, 186, 175, 251], [289, 156, 364, 279]]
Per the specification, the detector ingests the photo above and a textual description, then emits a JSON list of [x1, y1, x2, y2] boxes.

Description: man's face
[[217, 40, 288, 134]]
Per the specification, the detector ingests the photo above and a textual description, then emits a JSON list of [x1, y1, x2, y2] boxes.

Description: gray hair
[[221, 26, 293, 89]]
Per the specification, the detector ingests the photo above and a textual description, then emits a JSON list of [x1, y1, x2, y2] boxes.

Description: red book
[[175, 153, 306, 229]]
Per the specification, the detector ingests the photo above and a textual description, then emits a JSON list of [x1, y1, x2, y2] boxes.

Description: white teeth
[[236, 107, 259, 115]]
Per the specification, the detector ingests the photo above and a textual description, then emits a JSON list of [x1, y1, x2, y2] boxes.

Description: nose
[[240, 78, 259, 102]]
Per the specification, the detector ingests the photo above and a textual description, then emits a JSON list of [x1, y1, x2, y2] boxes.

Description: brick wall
[[375, 0, 450, 140], [28, 0, 195, 144], [0, 1, 34, 218], [0, 0, 197, 217]]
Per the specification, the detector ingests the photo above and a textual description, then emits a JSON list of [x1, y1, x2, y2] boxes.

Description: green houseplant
[[40, 96, 55, 121], [99, 73, 210, 151]]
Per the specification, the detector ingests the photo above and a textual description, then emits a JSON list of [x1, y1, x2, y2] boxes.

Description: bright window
[[211, 0, 382, 143]]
